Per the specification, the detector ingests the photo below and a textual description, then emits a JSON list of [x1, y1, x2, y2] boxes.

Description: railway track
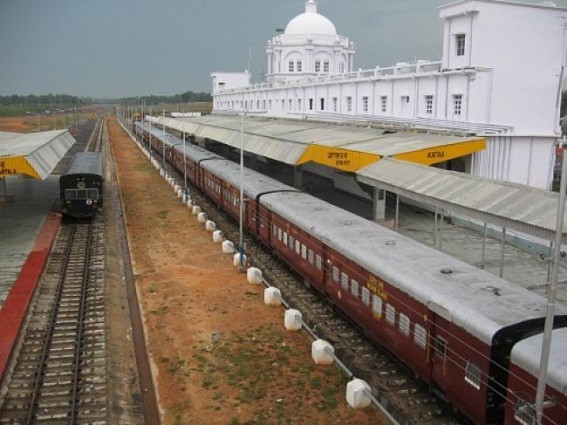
[[0, 217, 106, 424], [162, 163, 464, 425]]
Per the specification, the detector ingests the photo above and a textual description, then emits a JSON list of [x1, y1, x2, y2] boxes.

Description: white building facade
[[212, 0, 567, 189]]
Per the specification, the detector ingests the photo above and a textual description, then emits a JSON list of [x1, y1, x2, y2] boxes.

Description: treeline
[[0, 94, 85, 106], [118, 90, 211, 105]]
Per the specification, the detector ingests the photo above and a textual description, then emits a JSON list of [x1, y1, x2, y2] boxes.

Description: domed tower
[[265, 0, 355, 83]]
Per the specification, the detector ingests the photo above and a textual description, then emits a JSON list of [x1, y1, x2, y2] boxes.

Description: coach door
[[427, 302, 452, 388]]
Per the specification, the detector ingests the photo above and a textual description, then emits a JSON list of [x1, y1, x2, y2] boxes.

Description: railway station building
[[210, 0, 567, 191]]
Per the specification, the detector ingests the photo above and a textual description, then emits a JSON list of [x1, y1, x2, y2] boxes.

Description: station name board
[[0, 161, 17, 177], [327, 151, 351, 168]]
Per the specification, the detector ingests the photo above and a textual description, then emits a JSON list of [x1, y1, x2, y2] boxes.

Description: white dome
[[284, 0, 337, 36]]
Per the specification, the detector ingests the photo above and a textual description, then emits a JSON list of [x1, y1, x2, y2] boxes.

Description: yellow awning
[[0, 130, 76, 180], [295, 138, 486, 171]]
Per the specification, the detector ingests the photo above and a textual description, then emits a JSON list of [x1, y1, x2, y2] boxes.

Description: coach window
[[372, 295, 382, 318], [283, 232, 288, 246], [399, 314, 410, 336], [464, 362, 481, 390], [414, 324, 427, 349], [308, 249, 314, 265], [301, 244, 307, 260], [350, 279, 359, 297], [514, 397, 536, 425], [278, 228, 282, 241], [295, 240, 301, 255], [332, 266, 339, 283], [385, 304, 395, 325], [340, 272, 349, 290], [289, 235, 295, 250], [361, 287, 370, 307], [315, 254, 322, 270], [433, 336, 447, 358]]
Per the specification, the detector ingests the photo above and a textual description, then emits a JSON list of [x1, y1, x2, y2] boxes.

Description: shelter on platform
[[0, 129, 75, 180]]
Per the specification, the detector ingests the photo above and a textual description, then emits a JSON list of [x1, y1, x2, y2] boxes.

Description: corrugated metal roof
[[0, 130, 75, 179], [148, 115, 482, 166], [357, 158, 567, 240]]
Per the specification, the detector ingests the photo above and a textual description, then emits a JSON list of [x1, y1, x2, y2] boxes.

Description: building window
[[414, 324, 427, 349], [399, 314, 410, 336], [332, 97, 338, 112], [309, 98, 314, 111], [298, 99, 302, 111], [465, 362, 482, 390], [425, 95, 434, 115], [339, 62, 345, 73], [320, 98, 325, 111], [282, 99, 285, 110], [456, 34, 466, 57], [297, 60, 302, 72], [289, 61, 295, 72], [269, 100, 272, 109], [380, 96, 388, 113], [323, 61, 330, 73], [346, 96, 352, 112], [401, 95, 410, 104], [315, 60, 321, 73], [289, 99, 293, 111], [453, 94, 463, 116], [362, 96, 369, 113]]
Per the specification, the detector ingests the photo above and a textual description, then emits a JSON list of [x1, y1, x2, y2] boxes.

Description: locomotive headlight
[[86, 199, 93, 205]]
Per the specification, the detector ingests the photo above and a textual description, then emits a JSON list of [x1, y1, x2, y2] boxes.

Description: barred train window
[[288, 236, 295, 250], [385, 304, 396, 325], [301, 244, 307, 260], [399, 314, 410, 336], [295, 240, 300, 255], [308, 249, 314, 265], [315, 254, 322, 270], [283, 232, 288, 245], [514, 397, 536, 425], [361, 287, 370, 307], [341, 272, 349, 290], [332, 266, 339, 283], [351, 279, 359, 298], [372, 295, 382, 317], [414, 324, 427, 349], [464, 362, 481, 390]]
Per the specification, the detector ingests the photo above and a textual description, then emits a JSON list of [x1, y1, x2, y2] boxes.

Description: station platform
[[0, 175, 62, 384], [0, 175, 60, 308]]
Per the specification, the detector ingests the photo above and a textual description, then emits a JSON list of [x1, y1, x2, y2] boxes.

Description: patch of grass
[[149, 284, 157, 294], [157, 210, 169, 219]]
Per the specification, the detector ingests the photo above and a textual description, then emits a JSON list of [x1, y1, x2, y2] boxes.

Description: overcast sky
[[1, 0, 566, 99]]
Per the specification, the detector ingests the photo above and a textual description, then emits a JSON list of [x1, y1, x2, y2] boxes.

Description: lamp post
[[162, 109, 166, 169], [535, 144, 567, 424], [238, 111, 245, 271]]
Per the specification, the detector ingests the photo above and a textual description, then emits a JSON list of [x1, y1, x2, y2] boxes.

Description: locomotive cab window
[[65, 189, 77, 200]]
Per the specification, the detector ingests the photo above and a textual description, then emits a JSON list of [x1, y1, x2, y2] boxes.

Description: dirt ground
[[107, 117, 385, 425]]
